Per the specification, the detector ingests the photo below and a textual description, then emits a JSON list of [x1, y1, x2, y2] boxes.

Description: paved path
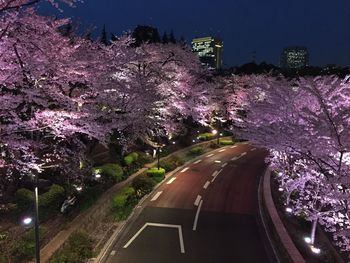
[[104, 144, 270, 263]]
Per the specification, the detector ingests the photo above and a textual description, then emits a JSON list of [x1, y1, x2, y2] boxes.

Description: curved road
[[104, 143, 269, 263]]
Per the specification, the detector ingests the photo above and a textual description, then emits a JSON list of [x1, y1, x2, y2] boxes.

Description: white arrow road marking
[[193, 159, 202, 164], [180, 167, 189, 173], [193, 200, 203, 231], [194, 195, 202, 206], [123, 223, 185, 253], [203, 181, 210, 189], [206, 153, 214, 157], [167, 177, 176, 184], [151, 191, 163, 201]]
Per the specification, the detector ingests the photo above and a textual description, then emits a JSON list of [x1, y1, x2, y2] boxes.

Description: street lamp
[[212, 129, 219, 145], [32, 174, 41, 263]]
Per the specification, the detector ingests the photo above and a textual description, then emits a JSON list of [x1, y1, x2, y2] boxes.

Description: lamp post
[[33, 174, 40, 263], [212, 129, 219, 145]]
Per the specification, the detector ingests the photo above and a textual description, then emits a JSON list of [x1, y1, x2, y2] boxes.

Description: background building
[[192, 37, 223, 70], [280, 46, 309, 69]]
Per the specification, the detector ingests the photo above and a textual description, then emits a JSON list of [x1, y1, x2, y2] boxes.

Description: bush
[[16, 188, 34, 212], [219, 139, 234, 145], [132, 175, 155, 198], [123, 152, 139, 166], [112, 186, 137, 220], [136, 151, 153, 166], [39, 184, 65, 208], [190, 146, 204, 155], [147, 167, 165, 184], [49, 231, 93, 263], [198, 132, 215, 141], [92, 163, 123, 181], [16, 184, 65, 214], [159, 155, 184, 172]]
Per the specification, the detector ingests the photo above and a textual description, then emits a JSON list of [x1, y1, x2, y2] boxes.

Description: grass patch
[[147, 167, 165, 184], [219, 139, 234, 145], [159, 155, 185, 172]]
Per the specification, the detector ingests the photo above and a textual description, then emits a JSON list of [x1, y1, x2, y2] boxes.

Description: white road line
[[214, 160, 221, 163], [124, 223, 185, 253], [211, 175, 217, 183], [167, 177, 176, 184], [203, 181, 210, 189], [241, 152, 247, 156], [193, 159, 202, 164], [181, 167, 189, 173], [151, 191, 163, 201], [218, 149, 226, 152], [193, 200, 203, 231], [194, 195, 202, 206], [110, 250, 116, 256], [230, 145, 237, 149], [211, 170, 218, 177], [221, 162, 227, 168], [251, 148, 256, 151], [231, 156, 238, 161], [206, 153, 214, 157]]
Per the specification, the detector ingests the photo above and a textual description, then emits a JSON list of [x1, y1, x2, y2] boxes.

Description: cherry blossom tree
[[233, 74, 350, 253]]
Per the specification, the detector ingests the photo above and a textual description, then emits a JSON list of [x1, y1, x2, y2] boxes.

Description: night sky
[[41, 0, 350, 68]]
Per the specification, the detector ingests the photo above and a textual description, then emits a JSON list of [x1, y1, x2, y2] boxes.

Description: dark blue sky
[[41, 0, 350, 67]]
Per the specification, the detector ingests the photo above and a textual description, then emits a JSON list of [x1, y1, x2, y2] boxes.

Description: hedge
[[159, 155, 184, 172], [49, 231, 93, 263], [147, 167, 166, 184], [132, 175, 155, 198], [92, 163, 123, 181], [198, 133, 215, 141], [190, 146, 204, 155], [219, 139, 234, 145]]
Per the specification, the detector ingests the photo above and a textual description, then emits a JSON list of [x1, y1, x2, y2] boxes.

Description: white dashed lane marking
[[218, 149, 226, 152], [206, 154, 214, 157], [194, 195, 202, 206], [167, 177, 176, 184], [151, 191, 163, 201], [193, 159, 202, 164], [203, 181, 210, 189], [181, 167, 189, 173]]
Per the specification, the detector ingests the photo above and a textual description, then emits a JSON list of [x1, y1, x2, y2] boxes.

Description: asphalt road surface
[[104, 143, 270, 263]]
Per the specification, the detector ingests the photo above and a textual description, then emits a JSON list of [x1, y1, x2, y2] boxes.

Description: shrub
[[136, 151, 153, 166], [190, 146, 204, 155], [123, 152, 139, 166], [39, 184, 65, 208], [112, 186, 137, 220], [147, 167, 165, 184], [132, 175, 155, 198], [219, 139, 234, 145], [16, 188, 34, 212], [49, 231, 93, 263], [12, 227, 46, 261], [92, 163, 123, 181], [198, 132, 214, 141], [159, 155, 184, 172]]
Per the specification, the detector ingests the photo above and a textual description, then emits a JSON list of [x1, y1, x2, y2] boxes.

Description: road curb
[[258, 168, 305, 263]]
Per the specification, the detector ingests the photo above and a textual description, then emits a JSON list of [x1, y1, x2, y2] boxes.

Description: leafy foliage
[[92, 163, 123, 181], [189, 146, 204, 155]]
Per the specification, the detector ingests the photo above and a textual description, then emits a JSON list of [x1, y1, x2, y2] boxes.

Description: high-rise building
[[191, 37, 223, 70], [280, 47, 309, 69]]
